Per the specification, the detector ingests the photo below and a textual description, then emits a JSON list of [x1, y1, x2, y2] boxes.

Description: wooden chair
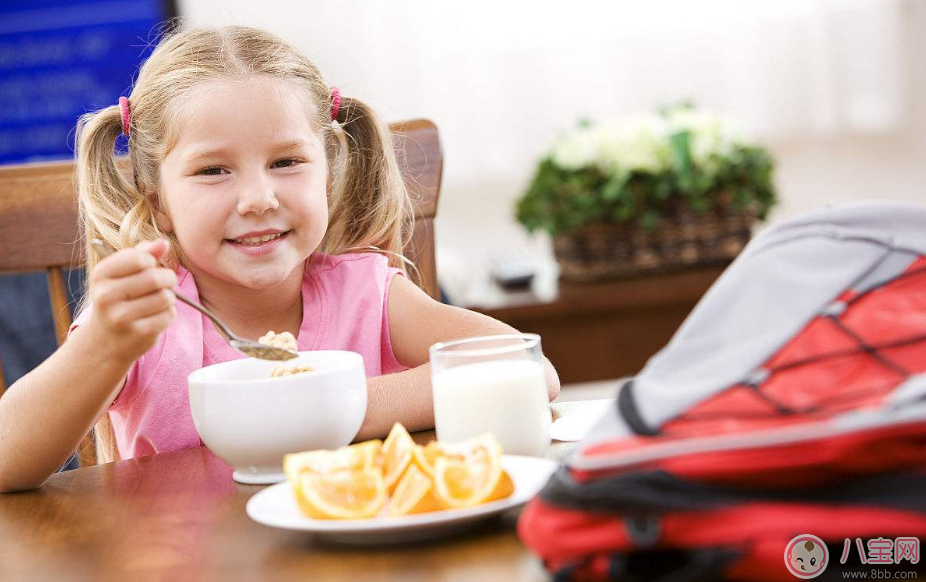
[[0, 118, 442, 466]]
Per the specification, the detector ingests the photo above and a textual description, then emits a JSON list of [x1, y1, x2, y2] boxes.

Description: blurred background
[[2, 0, 924, 390], [184, 0, 926, 307]]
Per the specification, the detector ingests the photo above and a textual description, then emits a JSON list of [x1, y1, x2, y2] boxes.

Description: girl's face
[[157, 77, 329, 290]]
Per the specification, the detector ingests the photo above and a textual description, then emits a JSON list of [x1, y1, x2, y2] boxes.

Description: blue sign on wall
[[0, 0, 176, 165]]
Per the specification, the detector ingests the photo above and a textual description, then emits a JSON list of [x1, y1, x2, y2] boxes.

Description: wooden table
[[0, 403, 596, 582]]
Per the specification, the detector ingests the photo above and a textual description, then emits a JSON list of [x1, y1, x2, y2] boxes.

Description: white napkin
[[549, 399, 614, 442]]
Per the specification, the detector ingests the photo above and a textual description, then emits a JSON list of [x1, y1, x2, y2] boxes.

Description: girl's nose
[[236, 174, 280, 216]]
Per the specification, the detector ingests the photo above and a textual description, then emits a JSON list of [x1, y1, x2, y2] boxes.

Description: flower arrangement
[[515, 105, 778, 281], [516, 105, 777, 235]]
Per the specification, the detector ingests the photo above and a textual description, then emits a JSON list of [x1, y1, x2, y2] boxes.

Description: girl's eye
[[272, 158, 301, 169], [197, 167, 227, 176], [810, 558, 816, 566]]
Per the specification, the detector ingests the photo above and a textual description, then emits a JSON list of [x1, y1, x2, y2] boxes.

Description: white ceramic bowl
[[188, 351, 367, 484]]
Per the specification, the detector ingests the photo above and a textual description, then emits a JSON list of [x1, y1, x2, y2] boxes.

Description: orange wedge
[[382, 423, 416, 492], [410, 442, 444, 478], [387, 464, 443, 516], [432, 434, 514, 508], [294, 468, 386, 519], [283, 439, 382, 483]]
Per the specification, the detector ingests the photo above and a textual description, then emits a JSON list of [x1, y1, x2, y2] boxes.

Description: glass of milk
[[429, 333, 550, 457]]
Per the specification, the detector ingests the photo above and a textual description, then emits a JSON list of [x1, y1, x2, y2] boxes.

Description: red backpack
[[519, 202, 926, 581]]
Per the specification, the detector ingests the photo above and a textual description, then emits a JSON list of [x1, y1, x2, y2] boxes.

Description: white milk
[[432, 359, 550, 456]]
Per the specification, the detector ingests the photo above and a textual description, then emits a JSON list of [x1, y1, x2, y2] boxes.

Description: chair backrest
[[0, 118, 442, 466]]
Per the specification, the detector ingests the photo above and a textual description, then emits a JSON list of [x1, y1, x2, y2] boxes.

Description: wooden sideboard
[[463, 265, 728, 384]]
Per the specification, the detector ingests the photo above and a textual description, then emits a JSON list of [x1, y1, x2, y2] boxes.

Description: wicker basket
[[552, 202, 754, 282]]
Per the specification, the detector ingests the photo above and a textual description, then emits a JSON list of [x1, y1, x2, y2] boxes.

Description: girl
[[0, 26, 559, 492]]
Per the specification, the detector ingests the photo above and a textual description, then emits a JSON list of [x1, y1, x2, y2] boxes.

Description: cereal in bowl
[[270, 364, 314, 378], [259, 331, 313, 377]]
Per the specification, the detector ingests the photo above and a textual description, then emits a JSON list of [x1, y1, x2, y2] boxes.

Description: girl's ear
[[149, 193, 174, 233]]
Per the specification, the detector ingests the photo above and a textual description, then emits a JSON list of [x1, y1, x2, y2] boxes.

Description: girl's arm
[[0, 241, 177, 492], [355, 275, 560, 441], [0, 325, 133, 491]]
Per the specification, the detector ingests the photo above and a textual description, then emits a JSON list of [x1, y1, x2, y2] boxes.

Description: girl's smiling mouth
[[226, 229, 290, 256]]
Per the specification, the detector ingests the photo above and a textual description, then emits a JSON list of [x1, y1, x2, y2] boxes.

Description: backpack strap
[[618, 380, 660, 436]]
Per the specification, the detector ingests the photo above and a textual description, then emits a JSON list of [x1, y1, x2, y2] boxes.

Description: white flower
[[666, 109, 741, 172], [594, 114, 671, 174], [550, 108, 746, 177], [550, 127, 598, 171]]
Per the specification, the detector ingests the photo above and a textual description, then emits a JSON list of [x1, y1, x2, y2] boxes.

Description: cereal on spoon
[[259, 331, 313, 377]]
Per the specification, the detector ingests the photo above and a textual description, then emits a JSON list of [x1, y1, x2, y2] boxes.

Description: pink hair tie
[[118, 96, 131, 137], [330, 87, 341, 121]]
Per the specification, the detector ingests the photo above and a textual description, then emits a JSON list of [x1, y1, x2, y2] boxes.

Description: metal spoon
[[91, 239, 299, 361]]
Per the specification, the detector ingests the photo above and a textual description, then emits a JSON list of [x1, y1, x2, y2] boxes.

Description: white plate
[[245, 455, 558, 544]]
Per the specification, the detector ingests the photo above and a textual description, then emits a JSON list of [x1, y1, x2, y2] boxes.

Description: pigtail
[[324, 97, 415, 276], [74, 105, 157, 466], [75, 103, 177, 279], [75, 105, 136, 272]]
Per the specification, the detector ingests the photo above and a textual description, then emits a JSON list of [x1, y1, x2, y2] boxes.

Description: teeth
[[235, 232, 283, 245]]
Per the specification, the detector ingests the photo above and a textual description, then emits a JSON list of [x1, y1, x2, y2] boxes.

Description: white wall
[[178, 0, 926, 303]]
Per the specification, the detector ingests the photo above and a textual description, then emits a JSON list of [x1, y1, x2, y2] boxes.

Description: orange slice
[[432, 434, 514, 508], [387, 464, 443, 516], [294, 468, 386, 519], [283, 439, 382, 483], [410, 442, 443, 478], [382, 423, 415, 492]]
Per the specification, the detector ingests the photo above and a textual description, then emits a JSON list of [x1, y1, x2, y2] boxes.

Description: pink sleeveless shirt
[[70, 252, 407, 460]]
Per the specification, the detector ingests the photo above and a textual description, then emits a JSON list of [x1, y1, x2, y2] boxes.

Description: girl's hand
[[86, 239, 178, 364]]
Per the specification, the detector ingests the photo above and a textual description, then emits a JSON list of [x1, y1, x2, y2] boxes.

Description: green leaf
[[670, 130, 694, 192], [610, 206, 630, 222], [639, 210, 661, 230], [689, 197, 709, 213], [601, 169, 631, 202]]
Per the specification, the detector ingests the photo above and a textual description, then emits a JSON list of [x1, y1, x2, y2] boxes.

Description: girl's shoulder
[[304, 251, 403, 299], [307, 251, 389, 272], [305, 251, 395, 282]]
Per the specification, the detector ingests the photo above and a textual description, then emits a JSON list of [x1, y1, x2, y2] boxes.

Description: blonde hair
[[75, 25, 414, 463]]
